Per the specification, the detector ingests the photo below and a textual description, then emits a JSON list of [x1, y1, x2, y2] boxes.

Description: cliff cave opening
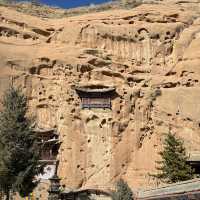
[[187, 152, 200, 175]]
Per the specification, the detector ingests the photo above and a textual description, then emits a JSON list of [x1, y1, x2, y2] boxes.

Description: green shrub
[[112, 179, 133, 200]]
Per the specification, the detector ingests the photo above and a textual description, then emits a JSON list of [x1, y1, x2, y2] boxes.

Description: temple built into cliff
[[76, 86, 116, 109], [35, 128, 60, 180], [2, 0, 200, 199]]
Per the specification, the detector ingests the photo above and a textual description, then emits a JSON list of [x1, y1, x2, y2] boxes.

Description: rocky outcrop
[[1, 0, 200, 192]]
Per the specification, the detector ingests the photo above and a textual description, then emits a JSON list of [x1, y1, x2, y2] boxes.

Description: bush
[[112, 179, 133, 200]]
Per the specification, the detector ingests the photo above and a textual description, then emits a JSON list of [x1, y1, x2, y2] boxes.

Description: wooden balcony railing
[[81, 98, 111, 109], [82, 103, 111, 109]]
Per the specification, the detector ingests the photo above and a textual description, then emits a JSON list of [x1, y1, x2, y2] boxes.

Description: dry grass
[[0, 0, 143, 18], [0, 2, 65, 18]]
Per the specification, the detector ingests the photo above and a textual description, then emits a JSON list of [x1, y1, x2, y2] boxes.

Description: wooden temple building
[[34, 128, 60, 180], [35, 128, 59, 163], [60, 188, 112, 200], [75, 85, 116, 109]]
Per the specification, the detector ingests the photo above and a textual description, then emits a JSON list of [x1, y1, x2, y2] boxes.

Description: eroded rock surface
[[1, 0, 200, 190]]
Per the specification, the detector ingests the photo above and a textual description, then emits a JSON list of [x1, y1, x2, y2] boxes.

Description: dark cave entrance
[[187, 152, 200, 176]]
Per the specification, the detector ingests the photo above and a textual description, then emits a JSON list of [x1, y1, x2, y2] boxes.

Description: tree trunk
[[0, 191, 3, 200], [5, 189, 9, 200]]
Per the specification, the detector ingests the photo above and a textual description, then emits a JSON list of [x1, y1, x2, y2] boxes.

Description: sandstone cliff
[[1, 0, 200, 191]]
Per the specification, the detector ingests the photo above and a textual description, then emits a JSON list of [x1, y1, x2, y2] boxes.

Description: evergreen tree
[[0, 87, 42, 199], [112, 179, 133, 200], [154, 132, 194, 183]]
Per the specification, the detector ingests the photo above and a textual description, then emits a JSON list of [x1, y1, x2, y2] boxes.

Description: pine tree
[[154, 132, 194, 183], [0, 87, 43, 199], [112, 179, 133, 200]]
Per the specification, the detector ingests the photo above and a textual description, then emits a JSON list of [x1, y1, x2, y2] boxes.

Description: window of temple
[[40, 142, 59, 161], [75, 86, 115, 109]]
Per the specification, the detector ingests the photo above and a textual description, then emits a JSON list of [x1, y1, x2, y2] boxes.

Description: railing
[[82, 103, 111, 109], [81, 97, 111, 109], [136, 178, 200, 200]]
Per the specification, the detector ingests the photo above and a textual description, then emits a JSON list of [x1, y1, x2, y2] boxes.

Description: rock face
[[1, 0, 200, 191]]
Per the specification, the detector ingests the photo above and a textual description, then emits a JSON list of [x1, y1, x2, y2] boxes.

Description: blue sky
[[39, 0, 111, 8]]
